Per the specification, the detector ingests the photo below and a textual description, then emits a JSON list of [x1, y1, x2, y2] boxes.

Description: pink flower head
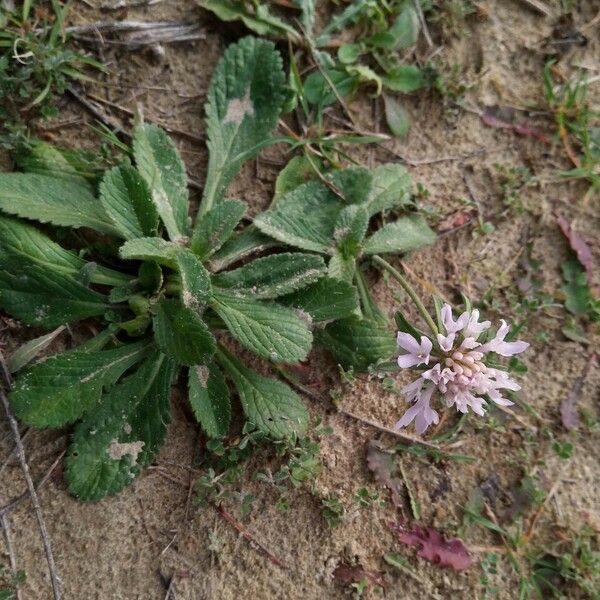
[[395, 304, 528, 434], [396, 332, 432, 368]]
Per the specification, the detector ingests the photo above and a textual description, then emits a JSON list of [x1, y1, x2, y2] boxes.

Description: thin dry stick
[[1, 514, 22, 600], [0, 450, 66, 518], [0, 356, 61, 600], [0, 428, 31, 481], [518, 0, 553, 17], [212, 503, 286, 569], [412, 0, 433, 48]]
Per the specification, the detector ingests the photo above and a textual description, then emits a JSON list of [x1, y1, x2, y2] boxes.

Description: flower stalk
[[371, 254, 439, 336]]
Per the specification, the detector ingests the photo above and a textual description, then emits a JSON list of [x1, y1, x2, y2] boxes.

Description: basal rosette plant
[[0, 35, 437, 501]]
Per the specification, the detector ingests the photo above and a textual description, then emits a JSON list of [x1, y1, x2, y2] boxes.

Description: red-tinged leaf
[[333, 564, 386, 590], [366, 440, 404, 510], [481, 107, 550, 145], [556, 213, 594, 286], [390, 522, 473, 571], [561, 352, 597, 430]]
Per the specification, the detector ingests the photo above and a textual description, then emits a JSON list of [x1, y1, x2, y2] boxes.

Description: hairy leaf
[[100, 164, 159, 240], [16, 141, 94, 188], [254, 180, 344, 253], [208, 226, 281, 272], [153, 299, 216, 366], [327, 251, 356, 283], [217, 348, 308, 439], [0, 265, 108, 328], [201, 36, 286, 214], [9, 341, 151, 427], [212, 253, 326, 299], [333, 205, 368, 258], [0, 214, 129, 287], [326, 167, 373, 205], [7, 326, 65, 373], [273, 155, 317, 203], [363, 215, 436, 255], [0, 173, 118, 235], [211, 291, 312, 363], [191, 199, 246, 259], [188, 362, 231, 438], [176, 251, 212, 312], [316, 316, 396, 370], [279, 277, 359, 322], [119, 237, 182, 268], [366, 164, 412, 216], [133, 123, 189, 240], [390, 523, 473, 571], [66, 353, 176, 500]]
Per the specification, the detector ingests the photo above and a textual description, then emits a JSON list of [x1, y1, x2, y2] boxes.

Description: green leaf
[[316, 316, 396, 370], [211, 291, 312, 363], [279, 277, 359, 322], [326, 167, 373, 204], [0, 265, 108, 328], [338, 43, 362, 64], [176, 250, 212, 312], [152, 299, 216, 366], [346, 64, 383, 96], [0, 214, 129, 287], [188, 362, 231, 438], [327, 251, 356, 283], [0, 173, 119, 235], [303, 69, 359, 107], [370, 5, 419, 50], [295, 0, 316, 36], [9, 340, 151, 427], [132, 123, 190, 240], [197, 0, 300, 40], [254, 180, 344, 253], [66, 353, 176, 500], [99, 165, 159, 240], [212, 253, 326, 299], [15, 141, 93, 188], [561, 260, 591, 315], [7, 326, 65, 373], [363, 215, 436, 255], [207, 226, 280, 272], [273, 155, 318, 203], [217, 347, 308, 439], [200, 37, 286, 215], [383, 65, 424, 93], [366, 164, 412, 216], [119, 237, 181, 268], [383, 94, 411, 138], [191, 199, 246, 259], [333, 205, 369, 258]]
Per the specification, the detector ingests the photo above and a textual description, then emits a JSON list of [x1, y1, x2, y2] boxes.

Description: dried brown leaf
[[333, 564, 386, 590], [390, 522, 473, 571], [366, 440, 404, 509], [556, 213, 594, 286]]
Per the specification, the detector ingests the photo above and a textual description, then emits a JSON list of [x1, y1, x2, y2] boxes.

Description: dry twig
[[0, 514, 22, 600], [0, 354, 62, 600]]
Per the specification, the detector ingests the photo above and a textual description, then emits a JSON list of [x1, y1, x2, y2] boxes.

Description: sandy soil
[[1, 0, 599, 598]]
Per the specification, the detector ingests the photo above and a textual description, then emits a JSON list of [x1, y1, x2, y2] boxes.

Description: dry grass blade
[[0, 353, 62, 600]]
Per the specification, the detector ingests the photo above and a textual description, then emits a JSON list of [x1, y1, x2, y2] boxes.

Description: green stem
[[371, 254, 438, 336]]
